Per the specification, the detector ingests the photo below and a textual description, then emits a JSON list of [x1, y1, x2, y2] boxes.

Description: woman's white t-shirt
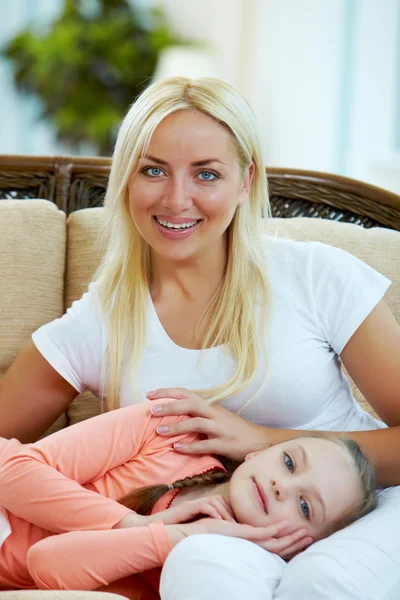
[[32, 237, 391, 433]]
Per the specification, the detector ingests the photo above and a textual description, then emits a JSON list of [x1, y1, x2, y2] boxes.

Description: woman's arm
[[0, 402, 165, 532], [147, 302, 400, 487], [0, 341, 79, 442]]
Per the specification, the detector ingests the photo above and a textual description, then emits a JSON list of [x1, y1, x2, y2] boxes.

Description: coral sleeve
[[27, 521, 172, 590], [0, 403, 155, 532]]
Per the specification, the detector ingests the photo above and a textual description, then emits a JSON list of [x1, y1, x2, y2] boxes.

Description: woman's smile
[[153, 215, 202, 240]]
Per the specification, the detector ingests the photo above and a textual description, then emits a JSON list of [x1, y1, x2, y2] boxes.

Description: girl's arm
[[27, 521, 172, 590], [27, 519, 295, 591], [0, 401, 173, 532]]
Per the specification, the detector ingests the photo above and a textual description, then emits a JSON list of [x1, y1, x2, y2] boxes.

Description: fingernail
[[146, 390, 157, 396], [156, 426, 169, 434], [173, 443, 184, 450], [150, 405, 163, 414]]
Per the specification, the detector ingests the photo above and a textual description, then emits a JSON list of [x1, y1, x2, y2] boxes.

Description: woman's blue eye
[[284, 452, 294, 473], [300, 498, 310, 519], [198, 171, 217, 181], [144, 167, 164, 177]]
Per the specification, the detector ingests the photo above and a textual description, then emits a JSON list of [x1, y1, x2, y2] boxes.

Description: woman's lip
[[254, 479, 269, 514], [154, 215, 201, 224], [153, 216, 201, 239]]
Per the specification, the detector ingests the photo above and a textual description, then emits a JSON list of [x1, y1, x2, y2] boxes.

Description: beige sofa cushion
[[0, 200, 68, 433], [64, 210, 400, 423], [65, 208, 106, 425]]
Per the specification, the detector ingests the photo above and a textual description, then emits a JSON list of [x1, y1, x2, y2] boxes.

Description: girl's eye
[[283, 452, 294, 473], [198, 171, 218, 181], [143, 167, 164, 177], [300, 498, 310, 519]]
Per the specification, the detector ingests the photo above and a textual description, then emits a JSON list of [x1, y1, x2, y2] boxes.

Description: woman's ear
[[237, 162, 255, 207]]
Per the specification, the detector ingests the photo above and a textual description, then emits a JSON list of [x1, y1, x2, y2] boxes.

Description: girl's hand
[[154, 495, 236, 525], [147, 388, 269, 461], [113, 496, 236, 529], [113, 512, 146, 529], [166, 518, 313, 559]]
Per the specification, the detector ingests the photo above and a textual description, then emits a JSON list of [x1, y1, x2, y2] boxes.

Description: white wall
[[149, 0, 247, 88], [245, 0, 347, 173], [345, 0, 400, 190]]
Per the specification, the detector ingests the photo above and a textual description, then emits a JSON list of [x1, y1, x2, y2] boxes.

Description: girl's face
[[127, 109, 253, 264], [229, 438, 363, 541]]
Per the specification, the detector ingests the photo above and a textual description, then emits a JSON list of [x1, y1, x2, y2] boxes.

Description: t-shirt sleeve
[[31, 284, 104, 394], [310, 242, 391, 355]]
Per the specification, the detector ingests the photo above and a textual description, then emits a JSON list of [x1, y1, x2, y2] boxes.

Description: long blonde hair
[[95, 76, 271, 410]]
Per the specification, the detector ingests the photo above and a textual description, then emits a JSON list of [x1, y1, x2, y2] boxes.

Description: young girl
[[0, 399, 376, 598]]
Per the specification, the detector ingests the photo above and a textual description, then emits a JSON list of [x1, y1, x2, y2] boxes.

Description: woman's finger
[[172, 438, 224, 454], [147, 388, 202, 401], [149, 400, 212, 420], [155, 416, 216, 437]]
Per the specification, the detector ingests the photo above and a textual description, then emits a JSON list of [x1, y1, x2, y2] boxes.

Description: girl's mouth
[[253, 478, 269, 514]]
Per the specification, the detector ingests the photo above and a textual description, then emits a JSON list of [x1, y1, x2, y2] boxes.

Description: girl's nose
[[271, 479, 287, 501]]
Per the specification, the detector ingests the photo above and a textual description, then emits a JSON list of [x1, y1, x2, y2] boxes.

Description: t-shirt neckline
[[147, 292, 225, 356]]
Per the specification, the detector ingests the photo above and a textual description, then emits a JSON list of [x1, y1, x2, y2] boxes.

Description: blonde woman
[[1, 76, 399, 600]]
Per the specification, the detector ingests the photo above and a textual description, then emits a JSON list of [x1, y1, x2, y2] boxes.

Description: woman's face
[[229, 437, 363, 541], [127, 109, 253, 264]]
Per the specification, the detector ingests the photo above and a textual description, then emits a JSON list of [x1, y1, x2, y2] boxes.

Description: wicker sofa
[[0, 155, 400, 600]]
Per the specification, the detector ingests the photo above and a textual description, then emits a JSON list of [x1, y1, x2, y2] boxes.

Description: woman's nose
[[162, 178, 193, 213]]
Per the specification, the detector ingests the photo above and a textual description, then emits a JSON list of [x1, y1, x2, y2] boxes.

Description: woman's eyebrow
[[143, 154, 226, 167], [294, 443, 327, 523]]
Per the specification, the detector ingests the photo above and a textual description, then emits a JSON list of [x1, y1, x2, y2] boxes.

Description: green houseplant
[[2, 0, 185, 155]]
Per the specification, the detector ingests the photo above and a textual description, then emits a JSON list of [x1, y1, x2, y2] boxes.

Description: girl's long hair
[[94, 76, 271, 410], [117, 436, 377, 536]]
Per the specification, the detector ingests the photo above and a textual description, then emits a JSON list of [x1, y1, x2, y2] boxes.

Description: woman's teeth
[[156, 217, 198, 229]]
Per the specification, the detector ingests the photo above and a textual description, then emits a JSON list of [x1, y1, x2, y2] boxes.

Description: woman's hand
[[147, 388, 269, 461], [152, 495, 237, 526], [165, 518, 313, 559]]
